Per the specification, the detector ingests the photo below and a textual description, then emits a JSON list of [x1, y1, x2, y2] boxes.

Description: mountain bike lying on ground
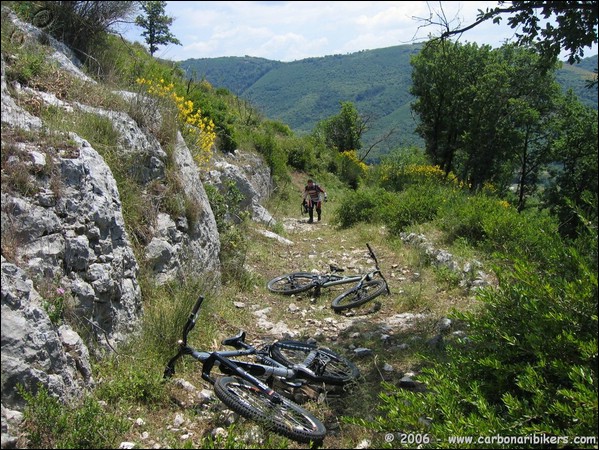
[[267, 243, 391, 313], [163, 295, 360, 444]]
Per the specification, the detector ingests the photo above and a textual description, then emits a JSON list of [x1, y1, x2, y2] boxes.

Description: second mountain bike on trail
[[267, 243, 391, 312]]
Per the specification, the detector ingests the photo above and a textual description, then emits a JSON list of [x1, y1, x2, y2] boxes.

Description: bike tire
[[214, 376, 326, 444], [270, 340, 360, 385], [331, 279, 388, 312], [267, 272, 318, 295]]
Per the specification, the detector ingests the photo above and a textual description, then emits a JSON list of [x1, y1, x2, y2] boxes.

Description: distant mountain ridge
[[182, 56, 284, 95], [179, 46, 598, 161]]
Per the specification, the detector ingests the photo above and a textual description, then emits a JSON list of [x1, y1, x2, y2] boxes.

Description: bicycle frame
[[164, 296, 340, 394], [307, 244, 389, 296], [163, 296, 358, 443], [314, 271, 358, 285]]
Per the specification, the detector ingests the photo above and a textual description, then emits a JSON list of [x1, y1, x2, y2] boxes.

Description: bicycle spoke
[[235, 387, 311, 428], [271, 341, 359, 385], [214, 376, 326, 443], [331, 279, 387, 312]]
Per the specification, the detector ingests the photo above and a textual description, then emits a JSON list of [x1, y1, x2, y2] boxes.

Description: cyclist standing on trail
[[303, 179, 327, 223]]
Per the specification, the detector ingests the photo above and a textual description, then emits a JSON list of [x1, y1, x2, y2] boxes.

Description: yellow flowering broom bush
[[136, 78, 216, 169]]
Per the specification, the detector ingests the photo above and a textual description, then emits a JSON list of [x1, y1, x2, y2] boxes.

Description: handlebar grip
[[182, 296, 204, 344]]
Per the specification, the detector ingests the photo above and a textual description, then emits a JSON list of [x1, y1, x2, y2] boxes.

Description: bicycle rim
[[331, 279, 387, 312], [214, 376, 326, 444], [267, 272, 317, 295], [271, 341, 359, 385]]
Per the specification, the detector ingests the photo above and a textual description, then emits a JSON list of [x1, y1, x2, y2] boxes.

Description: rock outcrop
[[0, 8, 274, 445]]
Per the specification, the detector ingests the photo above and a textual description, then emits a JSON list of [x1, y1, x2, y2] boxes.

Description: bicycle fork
[[366, 270, 391, 295]]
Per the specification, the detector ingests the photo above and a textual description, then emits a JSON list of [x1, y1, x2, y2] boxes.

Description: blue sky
[[120, 1, 598, 62]]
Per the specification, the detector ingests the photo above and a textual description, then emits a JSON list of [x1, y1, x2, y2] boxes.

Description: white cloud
[[121, 1, 597, 62]]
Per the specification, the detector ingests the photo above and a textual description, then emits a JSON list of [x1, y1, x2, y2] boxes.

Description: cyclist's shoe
[[307, 219, 313, 223]]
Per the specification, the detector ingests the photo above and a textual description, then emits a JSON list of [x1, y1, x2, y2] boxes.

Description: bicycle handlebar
[[182, 295, 204, 345], [192, 295, 204, 315]]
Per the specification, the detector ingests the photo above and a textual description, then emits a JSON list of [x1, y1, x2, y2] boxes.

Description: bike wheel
[[267, 272, 317, 295], [214, 376, 326, 444], [271, 341, 359, 385], [331, 279, 388, 312]]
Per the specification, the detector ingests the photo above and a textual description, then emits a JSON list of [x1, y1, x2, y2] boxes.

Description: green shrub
[[335, 150, 368, 189], [373, 147, 443, 192], [205, 181, 248, 232], [204, 182, 255, 287], [333, 186, 399, 228], [438, 194, 563, 266], [437, 193, 499, 243], [19, 384, 129, 449], [253, 130, 288, 182], [385, 184, 454, 233], [285, 136, 316, 171], [348, 239, 598, 448]]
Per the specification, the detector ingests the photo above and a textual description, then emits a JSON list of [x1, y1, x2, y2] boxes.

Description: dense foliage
[[349, 238, 598, 449], [410, 40, 598, 234], [337, 153, 597, 449]]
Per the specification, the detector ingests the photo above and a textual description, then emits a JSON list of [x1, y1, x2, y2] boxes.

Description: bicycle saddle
[[222, 331, 246, 348], [329, 264, 345, 273]]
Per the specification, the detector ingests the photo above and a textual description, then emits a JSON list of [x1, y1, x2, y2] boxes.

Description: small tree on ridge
[[135, 1, 181, 57]]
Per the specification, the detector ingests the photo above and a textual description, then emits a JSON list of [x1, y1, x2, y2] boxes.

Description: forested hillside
[[555, 54, 598, 107], [180, 45, 423, 161], [181, 55, 283, 95], [180, 46, 597, 162]]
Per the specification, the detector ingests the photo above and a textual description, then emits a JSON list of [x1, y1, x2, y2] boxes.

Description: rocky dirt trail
[[158, 206, 468, 449], [236, 208, 450, 386]]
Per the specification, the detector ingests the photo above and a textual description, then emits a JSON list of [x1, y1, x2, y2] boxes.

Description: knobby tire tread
[[214, 376, 326, 444], [331, 279, 387, 312], [267, 272, 318, 295]]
